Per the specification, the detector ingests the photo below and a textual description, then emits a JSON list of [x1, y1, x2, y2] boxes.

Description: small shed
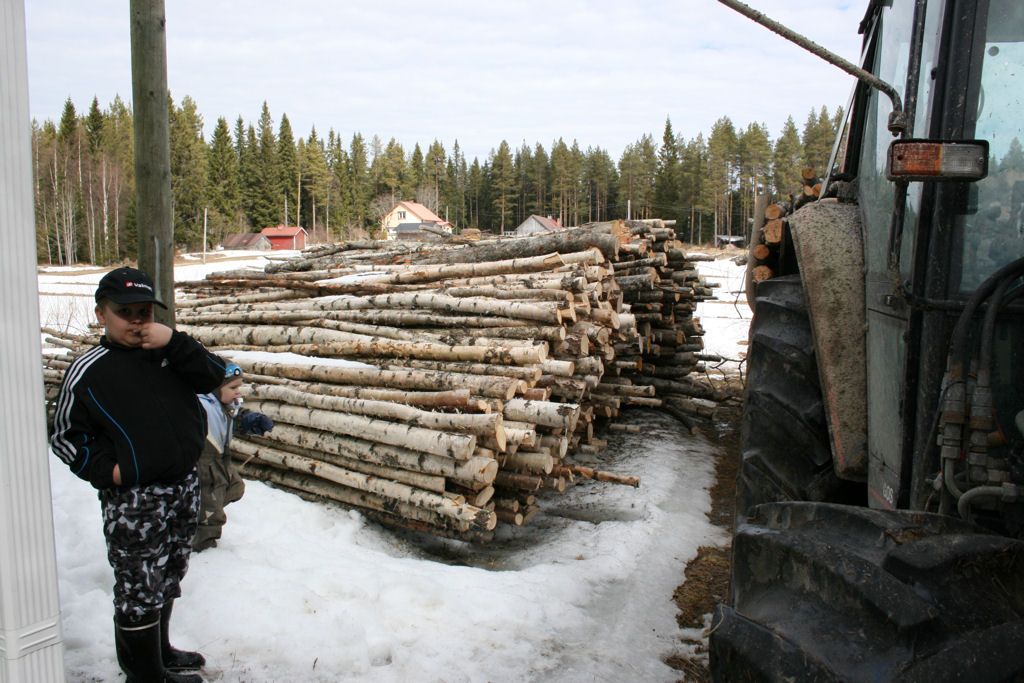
[[260, 225, 307, 250], [221, 232, 272, 250], [514, 215, 562, 236]]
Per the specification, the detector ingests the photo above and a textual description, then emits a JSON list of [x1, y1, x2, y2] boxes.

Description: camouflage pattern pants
[[99, 469, 200, 619]]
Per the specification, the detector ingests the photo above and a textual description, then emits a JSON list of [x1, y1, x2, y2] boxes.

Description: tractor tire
[[710, 502, 1024, 682], [736, 274, 858, 521]]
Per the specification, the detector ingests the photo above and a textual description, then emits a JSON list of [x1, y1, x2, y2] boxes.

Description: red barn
[[260, 225, 307, 250]]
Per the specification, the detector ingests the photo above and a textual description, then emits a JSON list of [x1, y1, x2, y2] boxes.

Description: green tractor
[[710, 1, 1024, 679]]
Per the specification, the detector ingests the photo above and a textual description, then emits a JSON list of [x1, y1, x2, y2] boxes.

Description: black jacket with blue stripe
[[50, 331, 226, 490]]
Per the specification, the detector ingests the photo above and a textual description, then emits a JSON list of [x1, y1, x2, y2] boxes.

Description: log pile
[[747, 167, 820, 286], [40, 221, 720, 543]]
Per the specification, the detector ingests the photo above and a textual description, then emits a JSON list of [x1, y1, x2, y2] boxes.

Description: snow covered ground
[[42, 249, 750, 682]]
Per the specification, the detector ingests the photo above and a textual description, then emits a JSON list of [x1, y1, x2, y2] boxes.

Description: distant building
[[221, 232, 272, 250], [514, 215, 563, 236], [391, 222, 448, 241], [381, 201, 452, 240], [260, 225, 307, 250], [715, 234, 746, 249]]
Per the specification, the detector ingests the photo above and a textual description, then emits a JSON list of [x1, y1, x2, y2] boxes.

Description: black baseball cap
[[95, 267, 167, 308]]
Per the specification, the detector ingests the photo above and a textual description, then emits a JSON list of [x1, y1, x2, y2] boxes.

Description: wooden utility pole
[[130, 0, 174, 325]]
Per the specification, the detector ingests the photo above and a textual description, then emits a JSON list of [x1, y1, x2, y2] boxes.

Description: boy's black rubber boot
[[161, 600, 206, 671], [115, 613, 204, 683]]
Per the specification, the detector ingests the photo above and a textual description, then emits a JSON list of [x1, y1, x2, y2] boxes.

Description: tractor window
[[958, 0, 1024, 291], [858, 3, 942, 282]]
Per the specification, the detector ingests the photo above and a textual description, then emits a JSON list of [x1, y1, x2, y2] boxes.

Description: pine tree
[[82, 97, 106, 262], [277, 113, 298, 225], [466, 158, 485, 229], [324, 130, 350, 235], [802, 105, 837, 178], [550, 138, 573, 225], [617, 134, 657, 220], [252, 102, 280, 229], [680, 134, 710, 243], [381, 138, 406, 207], [585, 146, 616, 223], [1003, 136, 1024, 171], [490, 140, 516, 232], [348, 132, 371, 227], [529, 142, 548, 217], [369, 134, 384, 198], [772, 116, 803, 200], [654, 117, 680, 223], [106, 96, 134, 259], [302, 127, 331, 238], [53, 98, 81, 264], [440, 141, 465, 229], [738, 122, 772, 238], [707, 117, 739, 234], [233, 116, 246, 164], [409, 143, 425, 196], [515, 142, 532, 225], [424, 140, 446, 207], [239, 124, 259, 227], [168, 94, 209, 248], [568, 141, 586, 226], [207, 116, 240, 240], [85, 98, 104, 155]]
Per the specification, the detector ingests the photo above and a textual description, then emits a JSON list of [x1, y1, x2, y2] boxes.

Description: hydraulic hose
[[941, 256, 1024, 508], [957, 485, 1005, 521]]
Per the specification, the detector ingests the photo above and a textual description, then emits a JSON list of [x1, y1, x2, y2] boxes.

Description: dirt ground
[[665, 387, 743, 681]]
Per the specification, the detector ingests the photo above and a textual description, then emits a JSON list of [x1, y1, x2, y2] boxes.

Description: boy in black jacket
[[50, 267, 226, 683]]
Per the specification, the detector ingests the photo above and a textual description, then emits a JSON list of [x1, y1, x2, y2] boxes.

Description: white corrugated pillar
[[0, 0, 66, 681]]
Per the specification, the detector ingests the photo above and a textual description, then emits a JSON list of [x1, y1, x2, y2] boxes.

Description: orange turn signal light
[[887, 139, 988, 181]]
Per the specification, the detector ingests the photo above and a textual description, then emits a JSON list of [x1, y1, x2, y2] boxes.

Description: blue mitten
[[241, 412, 274, 436]]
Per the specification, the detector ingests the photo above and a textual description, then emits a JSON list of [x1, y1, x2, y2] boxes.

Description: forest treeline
[[32, 93, 842, 265]]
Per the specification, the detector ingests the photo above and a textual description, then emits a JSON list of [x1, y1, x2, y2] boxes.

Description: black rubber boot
[[161, 600, 206, 672], [115, 613, 165, 682], [115, 611, 205, 682]]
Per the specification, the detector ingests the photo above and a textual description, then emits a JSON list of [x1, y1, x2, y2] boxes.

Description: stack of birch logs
[[590, 221, 725, 433], [748, 167, 820, 287], [41, 221, 718, 543]]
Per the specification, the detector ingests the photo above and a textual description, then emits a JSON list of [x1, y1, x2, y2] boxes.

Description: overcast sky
[[24, 1, 869, 163]]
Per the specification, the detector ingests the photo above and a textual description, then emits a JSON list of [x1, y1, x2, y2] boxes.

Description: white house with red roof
[[381, 201, 453, 240], [260, 225, 307, 250], [514, 214, 564, 236]]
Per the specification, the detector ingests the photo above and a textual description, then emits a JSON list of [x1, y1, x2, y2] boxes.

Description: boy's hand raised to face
[[138, 321, 173, 349]]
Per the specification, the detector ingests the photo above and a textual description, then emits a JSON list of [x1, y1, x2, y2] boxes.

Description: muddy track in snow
[[666, 395, 742, 681]]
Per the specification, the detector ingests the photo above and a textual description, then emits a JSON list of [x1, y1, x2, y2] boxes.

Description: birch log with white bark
[[414, 226, 620, 264], [236, 460, 484, 535], [246, 384, 504, 441], [275, 292, 566, 325], [176, 290, 309, 309], [502, 398, 581, 432], [245, 376, 474, 409], [178, 324, 547, 365], [386, 359, 541, 383], [339, 252, 565, 286], [243, 399, 477, 459], [231, 439, 496, 529], [232, 359, 519, 399], [239, 434, 447, 492], [251, 422, 498, 487]]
